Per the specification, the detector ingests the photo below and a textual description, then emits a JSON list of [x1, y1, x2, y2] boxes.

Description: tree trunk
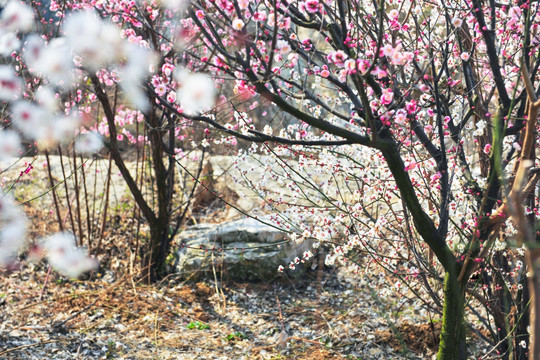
[[526, 247, 540, 360], [142, 220, 167, 283], [135, 108, 176, 282], [437, 271, 467, 360]]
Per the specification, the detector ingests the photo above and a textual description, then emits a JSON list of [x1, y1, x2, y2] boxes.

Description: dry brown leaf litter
[[0, 263, 497, 360]]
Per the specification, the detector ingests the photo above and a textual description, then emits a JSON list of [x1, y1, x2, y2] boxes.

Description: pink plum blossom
[[381, 88, 394, 105], [304, 0, 320, 13]]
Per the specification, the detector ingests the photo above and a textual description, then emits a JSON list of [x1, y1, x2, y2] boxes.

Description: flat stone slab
[[175, 216, 312, 281]]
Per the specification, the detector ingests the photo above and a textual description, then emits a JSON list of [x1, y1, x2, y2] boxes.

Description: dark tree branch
[[90, 75, 156, 224]]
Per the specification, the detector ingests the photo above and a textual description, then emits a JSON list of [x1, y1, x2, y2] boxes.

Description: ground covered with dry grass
[[1, 262, 451, 360]]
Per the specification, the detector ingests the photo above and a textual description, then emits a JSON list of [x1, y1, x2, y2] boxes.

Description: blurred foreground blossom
[[75, 132, 103, 154], [0, 195, 28, 267], [0, 1, 34, 32], [0, 32, 20, 55], [0, 65, 21, 100], [11, 101, 80, 149], [0, 131, 21, 161], [34, 86, 59, 112], [174, 68, 216, 116], [41, 232, 98, 278], [61, 10, 155, 109], [10, 101, 48, 138], [157, 0, 186, 11], [117, 44, 157, 111], [63, 11, 123, 72], [23, 35, 75, 87]]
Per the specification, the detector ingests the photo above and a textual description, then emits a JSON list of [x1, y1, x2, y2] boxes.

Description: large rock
[[175, 217, 313, 281]]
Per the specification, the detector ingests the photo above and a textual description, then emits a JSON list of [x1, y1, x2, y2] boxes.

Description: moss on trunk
[[437, 271, 467, 360]]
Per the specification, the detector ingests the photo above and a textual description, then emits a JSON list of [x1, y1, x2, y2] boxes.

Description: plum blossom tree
[[0, 0, 539, 359], [165, 1, 539, 359]]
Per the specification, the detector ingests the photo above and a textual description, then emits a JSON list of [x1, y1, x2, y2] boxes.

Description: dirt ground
[[0, 262, 449, 360]]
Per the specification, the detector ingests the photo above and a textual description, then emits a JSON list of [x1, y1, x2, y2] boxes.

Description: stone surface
[[175, 216, 312, 281]]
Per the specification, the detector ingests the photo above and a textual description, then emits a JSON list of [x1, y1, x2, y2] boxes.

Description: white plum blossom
[[232, 18, 245, 31], [451, 17, 463, 28], [263, 125, 273, 135], [344, 59, 356, 72], [276, 39, 291, 54], [42, 232, 98, 278], [174, 69, 216, 116], [474, 119, 487, 136]]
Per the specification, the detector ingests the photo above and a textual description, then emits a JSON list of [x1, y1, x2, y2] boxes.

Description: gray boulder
[[175, 217, 312, 281]]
